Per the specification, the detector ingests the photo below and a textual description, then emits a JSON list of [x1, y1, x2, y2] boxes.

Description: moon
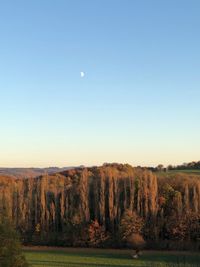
[[80, 71, 85, 78]]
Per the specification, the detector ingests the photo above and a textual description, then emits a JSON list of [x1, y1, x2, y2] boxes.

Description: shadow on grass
[[29, 259, 135, 267], [26, 250, 200, 267], [140, 254, 200, 265], [29, 258, 200, 267], [26, 250, 129, 260], [27, 250, 200, 263]]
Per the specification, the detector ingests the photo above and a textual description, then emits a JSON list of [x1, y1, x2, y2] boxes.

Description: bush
[[0, 217, 29, 267], [126, 233, 146, 250], [119, 209, 145, 248]]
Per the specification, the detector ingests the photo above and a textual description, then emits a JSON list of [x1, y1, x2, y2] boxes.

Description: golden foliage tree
[[119, 209, 145, 249], [88, 220, 109, 247]]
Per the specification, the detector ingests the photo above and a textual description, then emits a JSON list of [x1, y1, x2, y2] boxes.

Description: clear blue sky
[[0, 1, 200, 167]]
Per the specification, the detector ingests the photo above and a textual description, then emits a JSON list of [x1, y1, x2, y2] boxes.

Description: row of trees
[[1, 164, 200, 250], [147, 161, 200, 172], [28, 211, 144, 249], [167, 161, 200, 170]]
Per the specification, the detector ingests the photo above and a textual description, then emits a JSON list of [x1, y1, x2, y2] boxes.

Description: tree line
[[0, 164, 200, 250]]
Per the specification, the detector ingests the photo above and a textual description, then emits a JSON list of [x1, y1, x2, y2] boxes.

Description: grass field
[[168, 170, 200, 176], [24, 247, 200, 267], [156, 169, 200, 179]]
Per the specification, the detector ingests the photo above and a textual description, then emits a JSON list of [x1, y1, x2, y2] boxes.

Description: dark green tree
[[0, 216, 29, 267]]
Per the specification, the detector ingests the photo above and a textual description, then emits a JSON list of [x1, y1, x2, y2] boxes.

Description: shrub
[[0, 216, 29, 267]]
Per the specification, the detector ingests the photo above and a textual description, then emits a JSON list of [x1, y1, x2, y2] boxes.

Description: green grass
[[168, 170, 200, 175], [156, 169, 200, 179], [24, 248, 200, 267]]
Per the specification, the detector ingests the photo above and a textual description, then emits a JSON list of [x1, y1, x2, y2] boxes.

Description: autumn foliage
[[0, 164, 200, 250], [88, 220, 109, 247]]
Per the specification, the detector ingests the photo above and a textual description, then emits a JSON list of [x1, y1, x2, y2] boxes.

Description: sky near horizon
[[0, 1, 200, 167]]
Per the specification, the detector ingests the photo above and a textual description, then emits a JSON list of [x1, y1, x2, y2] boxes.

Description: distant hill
[[0, 167, 74, 179]]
